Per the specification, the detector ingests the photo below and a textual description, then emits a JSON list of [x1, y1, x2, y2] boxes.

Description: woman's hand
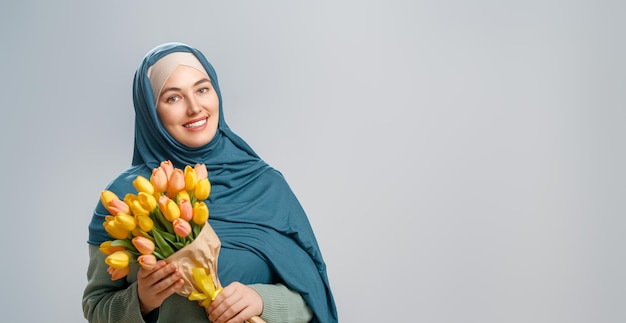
[[207, 282, 263, 323], [137, 260, 184, 315]]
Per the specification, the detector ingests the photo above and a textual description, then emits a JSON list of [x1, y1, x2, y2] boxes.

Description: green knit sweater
[[82, 245, 312, 322]]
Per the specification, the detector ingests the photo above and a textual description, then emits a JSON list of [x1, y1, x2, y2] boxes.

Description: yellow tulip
[[195, 178, 211, 201], [100, 190, 118, 207], [138, 192, 157, 211], [158, 195, 180, 222], [100, 190, 126, 215], [133, 175, 155, 195], [130, 199, 150, 217], [194, 163, 208, 181], [188, 267, 222, 307], [105, 250, 130, 269], [136, 214, 154, 232], [99, 241, 125, 255], [184, 165, 198, 191], [123, 193, 137, 203], [150, 167, 168, 193], [104, 220, 129, 240], [115, 213, 137, 231], [192, 201, 209, 225], [177, 190, 190, 204]]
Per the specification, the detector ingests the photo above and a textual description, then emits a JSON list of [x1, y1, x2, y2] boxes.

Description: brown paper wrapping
[[166, 224, 222, 297], [165, 224, 265, 323]]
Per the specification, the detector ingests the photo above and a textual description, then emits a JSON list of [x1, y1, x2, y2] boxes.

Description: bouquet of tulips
[[98, 160, 223, 308]]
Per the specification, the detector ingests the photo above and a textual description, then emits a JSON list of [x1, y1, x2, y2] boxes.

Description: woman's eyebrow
[[195, 78, 211, 86], [160, 78, 212, 95]]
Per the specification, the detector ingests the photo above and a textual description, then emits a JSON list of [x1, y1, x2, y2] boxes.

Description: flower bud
[[178, 199, 193, 222], [160, 160, 174, 179], [158, 195, 180, 222], [138, 192, 157, 211], [184, 165, 198, 192], [177, 190, 190, 204], [115, 213, 137, 231], [195, 178, 211, 201], [173, 218, 192, 238], [100, 190, 122, 215], [107, 266, 130, 281], [105, 250, 130, 269], [151, 167, 168, 193], [106, 198, 130, 216], [192, 201, 209, 225], [132, 236, 155, 255], [99, 241, 125, 255], [194, 163, 208, 181], [104, 219, 129, 240], [167, 168, 185, 199], [133, 175, 155, 195], [138, 254, 157, 270], [136, 214, 154, 232]]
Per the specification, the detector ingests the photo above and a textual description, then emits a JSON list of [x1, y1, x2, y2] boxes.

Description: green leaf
[[151, 227, 175, 258], [111, 239, 136, 252]]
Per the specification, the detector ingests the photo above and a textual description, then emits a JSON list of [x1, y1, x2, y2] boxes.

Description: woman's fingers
[[208, 282, 263, 323], [137, 261, 183, 314]]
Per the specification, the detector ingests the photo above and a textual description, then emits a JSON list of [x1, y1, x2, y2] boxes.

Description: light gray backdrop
[[1, 1, 624, 322]]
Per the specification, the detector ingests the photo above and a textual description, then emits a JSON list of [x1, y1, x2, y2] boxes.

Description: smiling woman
[[82, 42, 338, 323], [154, 62, 220, 148]]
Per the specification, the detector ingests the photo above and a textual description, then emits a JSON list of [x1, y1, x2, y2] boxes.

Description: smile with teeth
[[183, 118, 207, 128]]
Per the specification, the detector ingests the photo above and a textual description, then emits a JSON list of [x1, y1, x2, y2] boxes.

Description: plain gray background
[[1, 1, 624, 322]]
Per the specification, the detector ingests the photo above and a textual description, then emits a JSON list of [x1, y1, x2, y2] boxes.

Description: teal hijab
[[87, 42, 337, 322]]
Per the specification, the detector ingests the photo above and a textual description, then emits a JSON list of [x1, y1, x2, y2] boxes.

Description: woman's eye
[[166, 96, 180, 103], [198, 87, 209, 94]]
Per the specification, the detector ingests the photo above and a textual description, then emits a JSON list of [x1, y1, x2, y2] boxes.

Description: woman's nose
[[186, 96, 201, 114]]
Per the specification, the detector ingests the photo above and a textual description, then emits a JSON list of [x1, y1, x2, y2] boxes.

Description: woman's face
[[156, 65, 220, 147]]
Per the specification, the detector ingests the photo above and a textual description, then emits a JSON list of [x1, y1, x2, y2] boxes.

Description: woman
[[82, 42, 338, 323]]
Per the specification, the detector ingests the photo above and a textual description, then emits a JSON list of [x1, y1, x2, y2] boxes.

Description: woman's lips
[[183, 117, 208, 129]]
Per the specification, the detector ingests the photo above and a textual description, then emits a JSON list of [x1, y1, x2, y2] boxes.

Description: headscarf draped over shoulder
[[87, 42, 337, 322]]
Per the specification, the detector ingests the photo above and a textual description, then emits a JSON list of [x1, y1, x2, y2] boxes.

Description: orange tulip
[[178, 199, 193, 222], [194, 163, 208, 181], [101, 190, 122, 214], [160, 160, 174, 179], [167, 169, 185, 198], [132, 236, 155, 255], [106, 198, 130, 216], [138, 254, 157, 270], [151, 167, 168, 193], [173, 218, 192, 238], [107, 265, 130, 281]]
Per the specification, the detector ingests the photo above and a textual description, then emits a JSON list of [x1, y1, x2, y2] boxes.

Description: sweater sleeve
[[248, 283, 313, 323], [82, 244, 150, 323]]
